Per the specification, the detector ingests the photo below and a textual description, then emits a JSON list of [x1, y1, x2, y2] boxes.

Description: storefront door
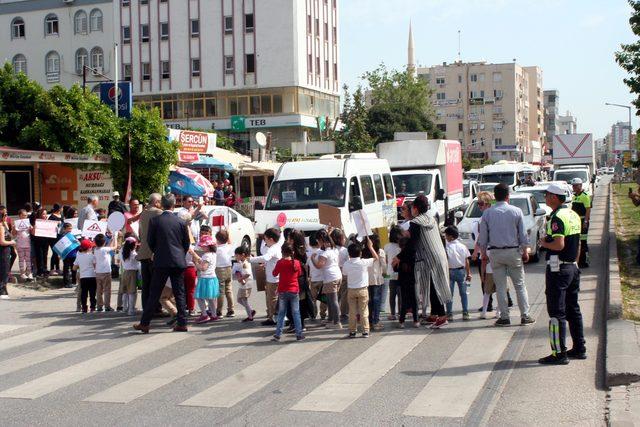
[[0, 168, 33, 215]]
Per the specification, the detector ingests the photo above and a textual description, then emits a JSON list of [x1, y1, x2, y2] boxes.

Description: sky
[[339, 0, 637, 139]]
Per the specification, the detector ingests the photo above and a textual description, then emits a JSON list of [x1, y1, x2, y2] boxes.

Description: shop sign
[[100, 82, 133, 119], [0, 147, 110, 164], [78, 169, 113, 208], [178, 152, 200, 163], [168, 129, 216, 154]]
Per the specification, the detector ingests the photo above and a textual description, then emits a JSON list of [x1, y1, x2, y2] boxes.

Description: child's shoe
[[209, 316, 220, 322], [195, 314, 210, 324]]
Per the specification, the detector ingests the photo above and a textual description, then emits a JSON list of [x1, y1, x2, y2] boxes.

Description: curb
[[606, 183, 640, 387]]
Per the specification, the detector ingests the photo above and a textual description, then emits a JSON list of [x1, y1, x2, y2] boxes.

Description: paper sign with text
[[35, 219, 59, 239]]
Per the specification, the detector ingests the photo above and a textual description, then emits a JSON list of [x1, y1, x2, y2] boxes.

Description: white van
[[480, 161, 530, 190], [254, 154, 397, 237]]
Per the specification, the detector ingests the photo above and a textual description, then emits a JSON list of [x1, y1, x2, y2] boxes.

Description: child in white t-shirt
[[119, 237, 140, 316], [73, 239, 96, 313], [233, 246, 254, 321], [341, 237, 378, 338], [93, 233, 116, 312]]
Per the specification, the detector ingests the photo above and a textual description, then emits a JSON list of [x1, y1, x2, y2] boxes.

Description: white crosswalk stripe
[[0, 324, 28, 335], [290, 333, 427, 412], [0, 332, 189, 399], [0, 325, 81, 352], [180, 334, 340, 408], [84, 329, 264, 404], [403, 329, 516, 418]]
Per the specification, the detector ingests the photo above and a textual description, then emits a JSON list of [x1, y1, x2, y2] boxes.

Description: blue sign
[[100, 82, 132, 119]]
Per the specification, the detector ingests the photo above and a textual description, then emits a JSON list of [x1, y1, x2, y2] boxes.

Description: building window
[[161, 61, 170, 79], [333, 26, 337, 40], [435, 76, 445, 84], [494, 138, 503, 146], [45, 51, 60, 81], [494, 89, 503, 99], [141, 0, 148, 4], [11, 17, 25, 39], [122, 26, 131, 44], [122, 0, 130, 6], [493, 121, 503, 132], [246, 54, 255, 73], [436, 92, 446, 100], [160, 22, 169, 40], [89, 9, 103, 32], [493, 72, 502, 82], [470, 74, 477, 82], [458, 123, 463, 132], [123, 63, 132, 81], [224, 16, 233, 34], [90, 47, 103, 70], [142, 62, 151, 80], [141, 24, 149, 42], [12, 54, 27, 74], [458, 74, 462, 83], [245, 13, 254, 32], [74, 11, 87, 34], [44, 14, 59, 36], [315, 17, 319, 35], [307, 14, 311, 34], [75, 48, 88, 74], [225, 56, 234, 74], [191, 58, 200, 77], [437, 123, 446, 132], [307, 54, 312, 73], [316, 56, 320, 74], [191, 19, 199, 37]]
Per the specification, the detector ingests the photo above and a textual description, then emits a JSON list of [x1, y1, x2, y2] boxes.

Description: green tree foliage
[[110, 107, 177, 201], [363, 64, 444, 144], [334, 85, 374, 153], [616, 1, 640, 117]]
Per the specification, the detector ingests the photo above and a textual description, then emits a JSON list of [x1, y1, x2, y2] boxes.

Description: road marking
[[84, 331, 262, 404], [0, 332, 189, 399], [290, 334, 426, 412], [180, 337, 337, 408], [0, 324, 28, 335], [403, 329, 515, 418], [0, 326, 81, 352]]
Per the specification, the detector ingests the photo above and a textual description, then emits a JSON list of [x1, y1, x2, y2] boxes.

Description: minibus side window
[[373, 174, 384, 201], [382, 173, 395, 199], [360, 175, 376, 205], [349, 177, 361, 211]]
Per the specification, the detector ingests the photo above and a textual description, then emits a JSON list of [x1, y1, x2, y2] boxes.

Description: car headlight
[[459, 232, 472, 239]]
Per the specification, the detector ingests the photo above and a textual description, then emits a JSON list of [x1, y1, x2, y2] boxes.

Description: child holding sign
[[13, 209, 32, 281]]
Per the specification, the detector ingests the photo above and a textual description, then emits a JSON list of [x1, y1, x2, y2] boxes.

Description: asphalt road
[[0, 179, 610, 426]]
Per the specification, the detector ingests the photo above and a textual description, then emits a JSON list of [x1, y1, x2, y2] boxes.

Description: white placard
[[34, 219, 59, 239], [14, 219, 30, 232], [107, 212, 126, 233], [351, 209, 372, 240], [64, 218, 81, 236], [82, 220, 108, 239]]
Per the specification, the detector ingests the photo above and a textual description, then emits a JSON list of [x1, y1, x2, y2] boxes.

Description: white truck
[[377, 133, 464, 225], [552, 133, 596, 195]]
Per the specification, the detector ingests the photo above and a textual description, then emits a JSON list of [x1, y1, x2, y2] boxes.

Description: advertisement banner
[[444, 141, 464, 194], [168, 129, 216, 155], [99, 82, 133, 119]]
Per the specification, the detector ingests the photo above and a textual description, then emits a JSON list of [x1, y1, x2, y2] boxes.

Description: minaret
[[407, 21, 416, 78]]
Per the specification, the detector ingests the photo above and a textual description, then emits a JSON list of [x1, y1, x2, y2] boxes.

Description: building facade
[[417, 61, 544, 162], [611, 121, 632, 152], [557, 111, 577, 135], [543, 89, 559, 153], [1, 0, 341, 151]]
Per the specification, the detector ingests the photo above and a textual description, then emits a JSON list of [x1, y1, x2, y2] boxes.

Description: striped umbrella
[[169, 167, 215, 197]]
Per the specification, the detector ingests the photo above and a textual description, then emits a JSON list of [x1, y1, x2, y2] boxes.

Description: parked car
[[515, 181, 573, 218], [454, 193, 546, 262], [178, 206, 255, 251]]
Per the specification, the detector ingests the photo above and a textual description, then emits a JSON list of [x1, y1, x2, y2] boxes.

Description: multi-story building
[[557, 111, 577, 135], [417, 60, 544, 162], [543, 89, 559, 152], [611, 121, 632, 152], [0, 0, 341, 151]]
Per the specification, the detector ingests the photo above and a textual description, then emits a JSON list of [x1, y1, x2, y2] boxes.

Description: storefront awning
[[0, 146, 111, 164]]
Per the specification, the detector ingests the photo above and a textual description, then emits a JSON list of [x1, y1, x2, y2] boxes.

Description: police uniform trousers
[[545, 263, 586, 354], [578, 221, 589, 267]]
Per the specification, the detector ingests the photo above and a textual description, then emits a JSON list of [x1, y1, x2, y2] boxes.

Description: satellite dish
[[255, 132, 267, 147]]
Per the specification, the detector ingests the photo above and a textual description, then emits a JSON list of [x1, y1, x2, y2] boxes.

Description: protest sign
[[82, 220, 107, 239], [35, 219, 59, 239]]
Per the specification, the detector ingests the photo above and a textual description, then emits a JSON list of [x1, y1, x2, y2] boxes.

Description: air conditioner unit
[[92, 67, 103, 76]]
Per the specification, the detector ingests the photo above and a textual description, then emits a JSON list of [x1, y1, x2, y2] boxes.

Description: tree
[[363, 64, 443, 144], [110, 107, 178, 201], [334, 84, 374, 153]]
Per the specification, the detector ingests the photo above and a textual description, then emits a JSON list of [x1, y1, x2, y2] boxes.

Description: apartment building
[[417, 60, 544, 162], [558, 111, 577, 135], [0, 0, 341, 150], [543, 89, 559, 150]]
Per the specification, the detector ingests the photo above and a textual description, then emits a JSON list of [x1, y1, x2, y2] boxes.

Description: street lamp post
[[605, 102, 634, 159]]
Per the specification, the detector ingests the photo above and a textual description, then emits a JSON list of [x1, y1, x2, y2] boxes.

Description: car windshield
[[518, 189, 546, 204], [510, 198, 530, 215], [481, 173, 516, 186], [265, 178, 346, 210], [555, 170, 589, 184], [393, 174, 432, 197]]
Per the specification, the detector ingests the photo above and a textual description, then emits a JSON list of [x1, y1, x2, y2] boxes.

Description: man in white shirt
[[249, 228, 284, 325], [77, 195, 98, 231], [342, 237, 378, 338]]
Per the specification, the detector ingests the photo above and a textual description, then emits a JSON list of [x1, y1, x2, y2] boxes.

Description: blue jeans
[[446, 268, 468, 315], [368, 285, 382, 325], [275, 292, 302, 337]]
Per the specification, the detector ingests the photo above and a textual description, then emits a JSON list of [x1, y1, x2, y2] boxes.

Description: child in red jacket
[[271, 243, 304, 341]]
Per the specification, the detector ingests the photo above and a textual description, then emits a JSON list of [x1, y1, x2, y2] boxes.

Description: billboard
[[100, 82, 133, 119]]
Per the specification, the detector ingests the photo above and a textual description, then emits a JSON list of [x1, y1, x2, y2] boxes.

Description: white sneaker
[[26, 274, 33, 280], [0, 295, 9, 300], [19, 273, 27, 280]]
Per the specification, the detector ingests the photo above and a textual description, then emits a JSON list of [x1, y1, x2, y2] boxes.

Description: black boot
[[538, 353, 569, 365], [507, 291, 513, 308]]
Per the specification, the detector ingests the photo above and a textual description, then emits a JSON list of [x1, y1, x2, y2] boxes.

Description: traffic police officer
[[571, 178, 591, 268], [538, 183, 586, 365]]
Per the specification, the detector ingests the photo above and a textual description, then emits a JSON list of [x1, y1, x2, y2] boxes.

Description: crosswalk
[[0, 319, 523, 420]]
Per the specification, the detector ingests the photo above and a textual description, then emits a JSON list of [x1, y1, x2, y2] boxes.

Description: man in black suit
[[134, 194, 191, 333]]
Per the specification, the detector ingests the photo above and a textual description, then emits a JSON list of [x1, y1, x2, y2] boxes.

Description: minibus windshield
[[265, 178, 347, 210]]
